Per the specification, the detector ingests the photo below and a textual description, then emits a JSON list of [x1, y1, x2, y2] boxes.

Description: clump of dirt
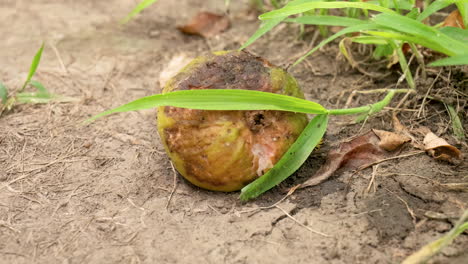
[[0, 1, 466, 264]]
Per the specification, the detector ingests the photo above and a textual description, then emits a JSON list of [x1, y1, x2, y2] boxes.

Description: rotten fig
[[157, 51, 308, 191]]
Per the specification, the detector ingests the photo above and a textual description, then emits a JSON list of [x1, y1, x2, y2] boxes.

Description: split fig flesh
[[157, 51, 308, 192]]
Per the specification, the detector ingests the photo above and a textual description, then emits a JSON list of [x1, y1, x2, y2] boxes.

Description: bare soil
[[1, 1, 467, 263]]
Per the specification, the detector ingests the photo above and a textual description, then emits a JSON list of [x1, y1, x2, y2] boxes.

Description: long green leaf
[[0, 82, 7, 104], [259, 2, 396, 20], [86, 89, 327, 123], [429, 54, 468, 66], [20, 43, 44, 92], [121, 0, 159, 24], [240, 114, 329, 201], [286, 15, 368, 26]]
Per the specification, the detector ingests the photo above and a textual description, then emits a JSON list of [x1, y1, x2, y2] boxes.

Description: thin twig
[[358, 151, 424, 171], [166, 162, 178, 210], [275, 205, 331, 237], [384, 187, 417, 225]]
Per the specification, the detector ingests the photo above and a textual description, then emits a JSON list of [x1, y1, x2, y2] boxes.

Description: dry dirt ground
[[1, 1, 467, 263]]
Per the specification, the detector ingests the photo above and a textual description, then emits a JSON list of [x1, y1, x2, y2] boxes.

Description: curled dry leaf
[[442, 10, 465, 29], [423, 132, 462, 163], [373, 129, 411, 151], [178, 12, 230, 38], [301, 129, 411, 189], [301, 131, 386, 188]]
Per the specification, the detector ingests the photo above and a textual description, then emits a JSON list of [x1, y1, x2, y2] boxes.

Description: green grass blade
[[417, 0, 457, 21], [240, 0, 315, 50], [446, 104, 465, 140], [20, 43, 44, 92], [439, 27, 468, 43], [351, 36, 388, 45], [457, 3, 468, 28], [30, 80, 49, 94], [293, 23, 380, 67], [86, 89, 327, 123], [402, 210, 468, 264], [372, 13, 468, 55], [240, 17, 284, 50], [121, 0, 159, 24], [259, 2, 396, 20], [391, 40, 415, 89], [429, 54, 468, 66], [16, 93, 56, 104], [240, 114, 329, 201], [286, 15, 368, 26], [363, 30, 453, 56], [0, 82, 7, 104]]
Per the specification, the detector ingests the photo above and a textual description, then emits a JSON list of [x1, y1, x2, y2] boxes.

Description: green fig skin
[[157, 51, 308, 192]]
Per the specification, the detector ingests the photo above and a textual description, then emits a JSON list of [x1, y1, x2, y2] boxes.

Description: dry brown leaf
[[373, 129, 411, 151], [423, 132, 462, 163], [442, 10, 465, 29], [301, 131, 389, 188], [178, 12, 230, 38]]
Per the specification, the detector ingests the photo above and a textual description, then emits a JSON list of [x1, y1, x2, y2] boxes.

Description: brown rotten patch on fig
[[157, 51, 308, 192]]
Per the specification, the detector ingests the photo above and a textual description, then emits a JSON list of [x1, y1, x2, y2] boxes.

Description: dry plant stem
[[384, 187, 417, 225], [275, 205, 330, 237], [166, 162, 178, 210], [417, 69, 441, 118], [402, 210, 468, 264], [365, 165, 379, 194], [238, 185, 300, 215], [358, 151, 424, 171]]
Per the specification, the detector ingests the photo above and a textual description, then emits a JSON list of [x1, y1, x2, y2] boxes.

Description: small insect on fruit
[[157, 51, 308, 191]]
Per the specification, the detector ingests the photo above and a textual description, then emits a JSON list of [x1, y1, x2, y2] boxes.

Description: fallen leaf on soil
[[301, 131, 389, 188], [442, 10, 465, 29], [373, 129, 411, 151], [423, 132, 462, 163], [159, 54, 192, 88], [178, 12, 230, 38]]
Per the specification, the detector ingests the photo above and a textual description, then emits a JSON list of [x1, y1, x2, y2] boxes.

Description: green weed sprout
[[0, 43, 75, 115]]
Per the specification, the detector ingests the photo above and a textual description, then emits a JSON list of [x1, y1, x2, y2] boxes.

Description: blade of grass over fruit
[[240, 114, 328, 201], [292, 23, 380, 67], [373, 13, 468, 55], [429, 54, 468, 66], [0, 82, 7, 104], [259, 2, 396, 20], [86, 89, 327, 123], [121, 0, 159, 24], [239, 0, 313, 50], [286, 15, 367, 26], [20, 43, 44, 92], [417, 0, 457, 21]]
